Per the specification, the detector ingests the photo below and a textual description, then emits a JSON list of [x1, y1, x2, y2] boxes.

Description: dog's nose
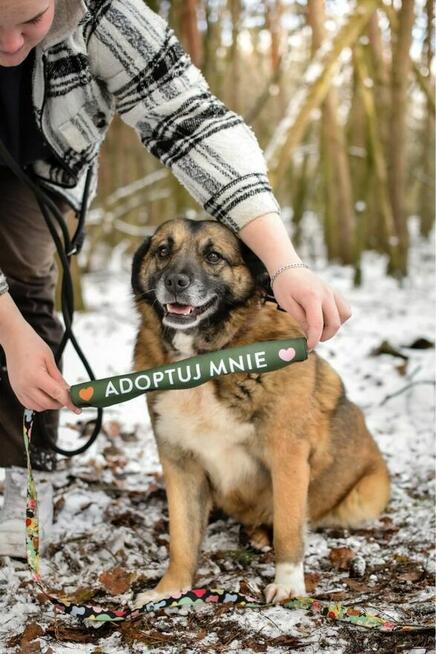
[[165, 273, 190, 292]]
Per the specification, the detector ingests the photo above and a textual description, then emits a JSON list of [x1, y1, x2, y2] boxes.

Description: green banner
[[70, 338, 307, 408]]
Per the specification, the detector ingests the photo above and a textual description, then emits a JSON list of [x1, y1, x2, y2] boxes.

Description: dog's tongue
[[167, 303, 193, 315]]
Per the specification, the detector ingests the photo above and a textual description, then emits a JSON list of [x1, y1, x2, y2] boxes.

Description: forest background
[[67, 0, 435, 309]]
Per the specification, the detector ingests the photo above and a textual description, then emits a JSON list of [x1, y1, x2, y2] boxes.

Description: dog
[[131, 217, 390, 606]]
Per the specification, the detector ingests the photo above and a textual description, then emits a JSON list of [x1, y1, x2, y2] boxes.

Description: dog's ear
[[131, 236, 152, 296], [239, 241, 271, 294]]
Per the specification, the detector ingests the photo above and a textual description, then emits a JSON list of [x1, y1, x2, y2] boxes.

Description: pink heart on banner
[[278, 347, 296, 362]]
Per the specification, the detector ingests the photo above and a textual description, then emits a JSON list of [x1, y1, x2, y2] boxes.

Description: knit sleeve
[[0, 270, 9, 296], [88, 0, 281, 233]]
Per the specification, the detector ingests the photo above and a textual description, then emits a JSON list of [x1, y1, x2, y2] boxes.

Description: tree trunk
[[170, 0, 203, 68], [307, 0, 356, 265], [354, 45, 402, 276], [180, 0, 203, 68], [367, 13, 390, 157], [387, 0, 415, 278], [229, 0, 242, 111], [265, 0, 378, 187], [418, 0, 435, 236]]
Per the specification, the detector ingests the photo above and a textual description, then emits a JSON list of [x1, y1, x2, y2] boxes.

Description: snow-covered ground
[[0, 214, 435, 653]]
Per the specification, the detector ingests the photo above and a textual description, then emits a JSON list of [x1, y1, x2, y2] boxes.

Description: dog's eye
[[157, 245, 170, 258], [206, 251, 222, 264]]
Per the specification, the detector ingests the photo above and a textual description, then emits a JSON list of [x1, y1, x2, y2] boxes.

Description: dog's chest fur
[[152, 333, 259, 495]]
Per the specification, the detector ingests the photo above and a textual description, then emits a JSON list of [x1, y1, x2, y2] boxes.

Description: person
[[0, 0, 351, 557]]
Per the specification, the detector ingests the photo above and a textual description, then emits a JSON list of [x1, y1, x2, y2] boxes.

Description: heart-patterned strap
[[22, 410, 433, 632]]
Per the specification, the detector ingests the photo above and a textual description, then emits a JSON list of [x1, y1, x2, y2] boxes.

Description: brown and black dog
[[131, 217, 390, 606]]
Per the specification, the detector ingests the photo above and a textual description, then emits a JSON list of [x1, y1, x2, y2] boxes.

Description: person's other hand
[[3, 320, 82, 414], [271, 268, 352, 351]]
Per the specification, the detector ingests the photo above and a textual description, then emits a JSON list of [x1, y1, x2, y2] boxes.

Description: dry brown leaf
[[103, 420, 122, 438], [7, 622, 44, 653], [45, 624, 101, 643], [397, 567, 424, 582], [304, 571, 321, 593], [344, 578, 370, 592], [395, 361, 408, 376], [99, 566, 132, 595], [64, 585, 99, 604], [329, 546, 355, 571], [19, 642, 41, 654]]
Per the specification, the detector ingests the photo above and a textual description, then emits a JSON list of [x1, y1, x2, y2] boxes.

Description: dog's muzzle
[[157, 272, 219, 329]]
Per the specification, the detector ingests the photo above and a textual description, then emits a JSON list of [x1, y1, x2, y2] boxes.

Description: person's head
[[0, 0, 55, 67]]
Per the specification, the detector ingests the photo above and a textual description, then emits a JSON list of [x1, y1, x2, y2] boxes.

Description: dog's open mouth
[[164, 296, 217, 319]]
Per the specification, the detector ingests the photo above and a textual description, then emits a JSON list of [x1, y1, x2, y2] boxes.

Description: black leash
[[0, 137, 103, 456]]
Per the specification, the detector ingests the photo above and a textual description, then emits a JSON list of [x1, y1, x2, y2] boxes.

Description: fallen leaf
[[118, 622, 172, 646], [304, 571, 321, 593], [45, 624, 103, 643], [59, 585, 98, 604], [99, 566, 132, 595], [19, 642, 41, 654], [329, 546, 355, 571], [395, 361, 408, 376], [397, 567, 424, 582], [103, 420, 122, 439], [344, 578, 369, 592], [7, 623, 44, 653]]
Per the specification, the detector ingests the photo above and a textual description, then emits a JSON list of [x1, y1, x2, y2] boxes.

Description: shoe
[[0, 466, 54, 558]]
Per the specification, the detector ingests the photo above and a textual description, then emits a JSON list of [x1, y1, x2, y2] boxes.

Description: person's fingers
[[320, 292, 342, 342], [45, 354, 66, 384], [44, 355, 82, 414], [21, 387, 64, 412], [332, 289, 352, 323], [303, 292, 324, 351], [40, 373, 69, 405], [65, 387, 82, 414], [277, 295, 307, 328]]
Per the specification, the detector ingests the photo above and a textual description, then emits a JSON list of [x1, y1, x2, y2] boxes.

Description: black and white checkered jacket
[[0, 0, 281, 297], [38, 0, 281, 225]]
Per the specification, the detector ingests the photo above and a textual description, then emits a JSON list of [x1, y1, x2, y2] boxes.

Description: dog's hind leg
[[246, 525, 272, 551], [313, 458, 390, 529], [134, 453, 212, 608]]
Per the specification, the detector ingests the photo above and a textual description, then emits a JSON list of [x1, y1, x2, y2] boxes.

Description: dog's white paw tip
[[132, 590, 161, 609], [264, 583, 306, 604]]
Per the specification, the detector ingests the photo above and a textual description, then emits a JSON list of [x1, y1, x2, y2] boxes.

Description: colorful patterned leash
[[22, 338, 433, 632]]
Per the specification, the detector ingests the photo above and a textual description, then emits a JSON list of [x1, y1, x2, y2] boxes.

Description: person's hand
[[2, 319, 82, 414], [271, 268, 352, 351]]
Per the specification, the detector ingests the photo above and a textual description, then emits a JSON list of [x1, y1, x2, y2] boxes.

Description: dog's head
[[131, 218, 270, 334]]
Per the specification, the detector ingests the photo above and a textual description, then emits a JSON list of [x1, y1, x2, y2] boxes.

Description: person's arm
[[0, 286, 81, 414], [238, 213, 352, 350], [88, 1, 351, 348], [88, 0, 280, 232]]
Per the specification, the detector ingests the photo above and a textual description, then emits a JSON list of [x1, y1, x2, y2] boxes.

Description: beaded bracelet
[[270, 262, 310, 287]]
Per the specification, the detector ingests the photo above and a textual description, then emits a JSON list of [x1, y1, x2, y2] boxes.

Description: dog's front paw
[[133, 588, 168, 609], [264, 562, 306, 604], [133, 581, 191, 609]]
